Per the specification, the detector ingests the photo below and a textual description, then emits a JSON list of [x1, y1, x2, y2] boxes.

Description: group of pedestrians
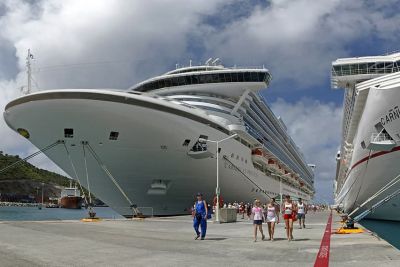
[[252, 195, 308, 242], [192, 193, 308, 242]]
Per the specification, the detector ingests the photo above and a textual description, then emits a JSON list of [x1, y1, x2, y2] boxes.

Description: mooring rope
[[82, 142, 93, 205], [62, 142, 89, 206], [85, 142, 139, 216], [0, 140, 62, 175]]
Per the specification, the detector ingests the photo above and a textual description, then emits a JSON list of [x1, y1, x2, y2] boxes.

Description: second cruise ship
[[332, 52, 400, 221], [4, 58, 314, 217]]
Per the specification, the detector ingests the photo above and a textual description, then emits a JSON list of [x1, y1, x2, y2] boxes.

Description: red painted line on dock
[[314, 211, 332, 267]]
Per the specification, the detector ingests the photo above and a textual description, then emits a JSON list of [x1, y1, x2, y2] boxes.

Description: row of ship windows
[[64, 128, 119, 140], [332, 61, 400, 76], [230, 153, 248, 164], [135, 71, 271, 92], [244, 105, 311, 177]]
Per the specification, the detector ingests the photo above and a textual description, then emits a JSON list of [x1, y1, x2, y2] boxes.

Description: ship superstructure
[[4, 59, 314, 217]]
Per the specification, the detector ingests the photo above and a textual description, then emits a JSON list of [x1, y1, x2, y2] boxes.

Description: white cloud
[[0, 0, 228, 172], [1, 0, 400, 198], [270, 98, 343, 202], [204, 0, 400, 88]]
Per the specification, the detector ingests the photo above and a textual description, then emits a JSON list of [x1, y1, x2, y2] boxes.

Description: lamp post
[[272, 172, 292, 216], [199, 133, 238, 223]]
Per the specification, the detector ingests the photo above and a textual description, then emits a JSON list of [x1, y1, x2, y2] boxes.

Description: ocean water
[[0, 206, 124, 221], [360, 219, 400, 250]]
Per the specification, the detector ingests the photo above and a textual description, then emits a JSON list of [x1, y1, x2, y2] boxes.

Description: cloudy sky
[[1, 0, 400, 203]]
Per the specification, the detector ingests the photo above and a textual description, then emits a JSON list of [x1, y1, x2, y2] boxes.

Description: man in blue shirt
[[193, 192, 208, 240]]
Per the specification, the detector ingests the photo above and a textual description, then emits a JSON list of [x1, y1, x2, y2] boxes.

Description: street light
[[199, 133, 238, 223]]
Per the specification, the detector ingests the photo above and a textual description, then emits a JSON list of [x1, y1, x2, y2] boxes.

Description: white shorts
[[266, 216, 276, 222]]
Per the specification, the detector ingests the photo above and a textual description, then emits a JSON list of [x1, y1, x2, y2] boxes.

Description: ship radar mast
[[22, 49, 34, 95]]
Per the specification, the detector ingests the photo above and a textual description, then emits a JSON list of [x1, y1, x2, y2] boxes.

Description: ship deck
[[0, 211, 399, 266]]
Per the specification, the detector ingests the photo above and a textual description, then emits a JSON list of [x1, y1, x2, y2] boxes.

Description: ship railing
[[229, 65, 266, 70], [371, 133, 393, 142]]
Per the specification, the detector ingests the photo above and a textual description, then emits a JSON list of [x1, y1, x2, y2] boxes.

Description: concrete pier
[[0, 211, 399, 266]]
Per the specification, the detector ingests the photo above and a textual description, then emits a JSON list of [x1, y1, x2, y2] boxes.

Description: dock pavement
[[0, 211, 399, 266]]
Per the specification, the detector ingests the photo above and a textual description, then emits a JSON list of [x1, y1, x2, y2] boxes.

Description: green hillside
[[0, 151, 72, 199], [0, 151, 70, 186]]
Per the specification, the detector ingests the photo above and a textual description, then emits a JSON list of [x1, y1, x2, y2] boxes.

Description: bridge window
[[134, 71, 271, 92]]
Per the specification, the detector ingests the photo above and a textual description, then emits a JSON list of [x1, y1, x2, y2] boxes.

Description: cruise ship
[[332, 52, 400, 221], [4, 58, 314, 217]]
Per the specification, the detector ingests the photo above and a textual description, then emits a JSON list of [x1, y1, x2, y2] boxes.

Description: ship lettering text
[[381, 105, 400, 126]]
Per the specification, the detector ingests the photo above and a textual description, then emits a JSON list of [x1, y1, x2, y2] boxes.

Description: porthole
[[182, 139, 190, 146], [231, 153, 234, 158], [109, 131, 119, 140], [64, 128, 73, 138]]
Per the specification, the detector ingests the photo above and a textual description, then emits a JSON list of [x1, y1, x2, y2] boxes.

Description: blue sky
[[1, 0, 400, 203]]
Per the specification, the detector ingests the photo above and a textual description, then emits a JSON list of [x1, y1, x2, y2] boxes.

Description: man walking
[[297, 198, 307, 229], [193, 193, 208, 240]]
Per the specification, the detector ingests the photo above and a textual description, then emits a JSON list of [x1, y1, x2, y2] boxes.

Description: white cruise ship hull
[[4, 90, 310, 217], [336, 86, 400, 221]]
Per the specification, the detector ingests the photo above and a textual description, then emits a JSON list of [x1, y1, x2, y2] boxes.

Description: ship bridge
[[130, 62, 271, 99], [331, 52, 400, 89]]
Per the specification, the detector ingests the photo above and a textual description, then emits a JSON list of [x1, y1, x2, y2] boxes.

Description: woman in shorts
[[282, 195, 296, 241], [266, 198, 278, 241], [251, 199, 265, 242]]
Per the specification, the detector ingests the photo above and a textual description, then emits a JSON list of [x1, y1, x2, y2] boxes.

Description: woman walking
[[266, 198, 279, 241], [193, 193, 208, 240], [282, 195, 295, 241], [251, 199, 265, 242]]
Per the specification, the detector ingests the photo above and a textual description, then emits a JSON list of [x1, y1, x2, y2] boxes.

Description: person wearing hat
[[193, 193, 208, 240]]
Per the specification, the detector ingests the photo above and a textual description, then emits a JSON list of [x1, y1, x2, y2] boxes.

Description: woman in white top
[[282, 195, 296, 241], [266, 198, 279, 241], [251, 199, 265, 242]]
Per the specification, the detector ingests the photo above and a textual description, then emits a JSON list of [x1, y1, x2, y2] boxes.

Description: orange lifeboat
[[251, 148, 268, 167]]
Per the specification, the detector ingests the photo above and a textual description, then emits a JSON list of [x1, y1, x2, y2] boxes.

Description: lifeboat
[[251, 148, 269, 168]]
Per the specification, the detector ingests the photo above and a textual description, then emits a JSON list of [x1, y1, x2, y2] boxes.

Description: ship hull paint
[[4, 91, 311, 217], [60, 196, 82, 209], [336, 86, 400, 221]]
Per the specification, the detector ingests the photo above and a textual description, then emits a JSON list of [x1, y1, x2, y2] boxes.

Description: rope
[[82, 142, 93, 205], [353, 187, 400, 222], [62, 143, 89, 206], [85, 143, 138, 215], [349, 171, 400, 218], [223, 155, 273, 199], [0, 140, 61, 175]]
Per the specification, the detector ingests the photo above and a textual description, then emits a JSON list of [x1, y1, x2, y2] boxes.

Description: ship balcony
[[367, 133, 397, 151]]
